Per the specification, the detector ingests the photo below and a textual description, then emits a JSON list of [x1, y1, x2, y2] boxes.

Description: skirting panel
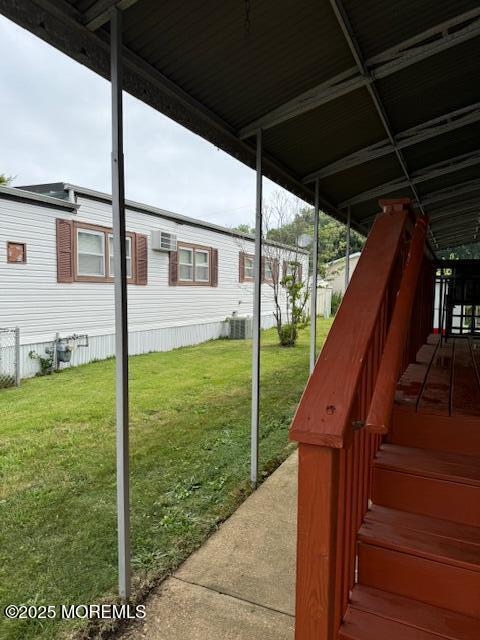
[[19, 314, 277, 379]]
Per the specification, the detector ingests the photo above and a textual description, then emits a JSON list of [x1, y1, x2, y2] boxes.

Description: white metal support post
[[15, 326, 20, 387], [345, 205, 351, 292], [310, 179, 320, 374], [251, 129, 263, 487], [111, 7, 131, 599]]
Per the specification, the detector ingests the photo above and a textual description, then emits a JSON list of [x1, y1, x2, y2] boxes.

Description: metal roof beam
[[77, 0, 140, 31], [339, 149, 480, 208], [431, 214, 479, 232], [303, 102, 480, 182], [432, 227, 479, 243], [327, 0, 426, 214], [238, 8, 480, 139], [429, 199, 480, 219], [421, 178, 480, 207]]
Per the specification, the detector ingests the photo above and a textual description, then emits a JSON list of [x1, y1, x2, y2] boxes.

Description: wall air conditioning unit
[[151, 230, 177, 252], [229, 316, 253, 340]]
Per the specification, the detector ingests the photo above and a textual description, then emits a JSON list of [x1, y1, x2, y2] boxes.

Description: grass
[[0, 320, 332, 640]]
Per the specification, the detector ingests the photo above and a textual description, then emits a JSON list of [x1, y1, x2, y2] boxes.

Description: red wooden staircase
[[289, 199, 480, 640]]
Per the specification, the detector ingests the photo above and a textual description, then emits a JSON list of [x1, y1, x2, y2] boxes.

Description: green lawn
[[0, 320, 332, 640]]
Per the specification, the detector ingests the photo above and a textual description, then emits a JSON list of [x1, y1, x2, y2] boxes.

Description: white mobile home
[[0, 183, 308, 378], [324, 252, 361, 295]]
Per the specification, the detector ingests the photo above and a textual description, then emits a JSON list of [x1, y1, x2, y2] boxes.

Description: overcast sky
[[0, 14, 293, 228]]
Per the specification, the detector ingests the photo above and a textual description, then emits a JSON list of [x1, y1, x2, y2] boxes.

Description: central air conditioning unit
[[151, 230, 177, 252], [229, 316, 253, 340]]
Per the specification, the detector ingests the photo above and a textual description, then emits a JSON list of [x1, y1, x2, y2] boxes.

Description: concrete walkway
[[120, 451, 297, 639]]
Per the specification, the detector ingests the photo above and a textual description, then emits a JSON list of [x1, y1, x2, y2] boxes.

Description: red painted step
[[372, 444, 480, 526], [341, 585, 479, 640], [358, 543, 480, 618], [339, 607, 443, 640], [365, 505, 480, 548], [390, 405, 480, 456], [357, 506, 480, 618]]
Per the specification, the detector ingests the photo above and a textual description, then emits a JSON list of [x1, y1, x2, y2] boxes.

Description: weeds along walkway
[[119, 452, 297, 640]]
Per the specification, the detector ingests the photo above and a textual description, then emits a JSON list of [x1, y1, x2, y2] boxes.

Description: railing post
[[295, 444, 340, 640]]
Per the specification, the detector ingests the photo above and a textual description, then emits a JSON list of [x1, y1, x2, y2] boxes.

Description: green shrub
[[278, 323, 297, 346], [331, 291, 343, 315]]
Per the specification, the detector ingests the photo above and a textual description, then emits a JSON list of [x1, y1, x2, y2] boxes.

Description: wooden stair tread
[[358, 518, 480, 573], [395, 363, 429, 407], [418, 342, 454, 416], [374, 444, 480, 487], [348, 586, 479, 640], [395, 341, 438, 407], [340, 607, 450, 640], [365, 505, 480, 547]]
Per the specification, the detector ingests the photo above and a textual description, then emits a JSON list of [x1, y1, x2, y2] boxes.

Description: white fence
[[0, 327, 20, 388]]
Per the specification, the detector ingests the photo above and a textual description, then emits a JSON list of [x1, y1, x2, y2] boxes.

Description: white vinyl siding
[[0, 191, 309, 349]]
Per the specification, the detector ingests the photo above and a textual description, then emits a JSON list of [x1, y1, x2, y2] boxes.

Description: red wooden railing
[[365, 214, 429, 433], [289, 198, 434, 639]]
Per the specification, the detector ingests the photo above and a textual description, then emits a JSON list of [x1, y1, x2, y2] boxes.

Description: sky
[[0, 14, 292, 229]]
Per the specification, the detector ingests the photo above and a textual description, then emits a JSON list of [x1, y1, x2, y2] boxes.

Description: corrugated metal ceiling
[[2, 0, 480, 250]]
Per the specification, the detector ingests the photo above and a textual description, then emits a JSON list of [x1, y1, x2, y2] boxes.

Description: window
[[177, 243, 212, 285], [179, 247, 194, 281], [195, 249, 209, 282], [77, 228, 105, 277], [239, 252, 255, 282], [108, 234, 133, 279], [264, 258, 274, 281], [244, 256, 254, 279], [56, 219, 147, 284], [7, 242, 27, 264]]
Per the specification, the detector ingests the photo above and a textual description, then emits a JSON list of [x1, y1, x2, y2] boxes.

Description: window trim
[[73, 221, 136, 283], [177, 241, 213, 286], [7, 241, 27, 264]]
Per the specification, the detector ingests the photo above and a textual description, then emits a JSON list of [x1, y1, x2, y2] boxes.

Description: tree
[[437, 244, 480, 260], [234, 191, 309, 346], [233, 223, 254, 234], [262, 192, 309, 346], [0, 174, 13, 186], [265, 199, 365, 275]]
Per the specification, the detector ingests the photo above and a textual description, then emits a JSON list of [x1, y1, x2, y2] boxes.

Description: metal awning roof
[[2, 0, 480, 251]]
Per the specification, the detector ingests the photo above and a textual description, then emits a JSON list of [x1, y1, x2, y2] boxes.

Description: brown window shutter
[[283, 260, 288, 278], [239, 252, 245, 282], [298, 263, 303, 283], [169, 250, 178, 285], [56, 218, 74, 283], [211, 248, 219, 286], [136, 234, 148, 285]]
